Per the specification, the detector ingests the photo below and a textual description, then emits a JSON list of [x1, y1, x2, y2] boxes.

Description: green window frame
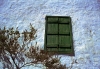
[[44, 16, 74, 56]]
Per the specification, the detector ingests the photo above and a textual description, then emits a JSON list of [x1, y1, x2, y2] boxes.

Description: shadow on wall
[[0, 0, 4, 6], [97, 0, 100, 7], [0, 0, 9, 8], [97, 0, 100, 2]]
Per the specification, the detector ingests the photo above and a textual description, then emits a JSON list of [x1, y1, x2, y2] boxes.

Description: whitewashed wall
[[0, 0, 100, 69]]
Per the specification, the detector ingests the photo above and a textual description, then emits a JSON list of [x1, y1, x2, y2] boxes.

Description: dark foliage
[[0, 24, 67, 69]]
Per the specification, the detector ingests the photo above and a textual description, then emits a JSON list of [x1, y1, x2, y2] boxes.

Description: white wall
[[0, 0, 100, 69]]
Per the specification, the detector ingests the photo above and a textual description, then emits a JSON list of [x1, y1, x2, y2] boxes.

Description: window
[[44, 16, 74, 56]]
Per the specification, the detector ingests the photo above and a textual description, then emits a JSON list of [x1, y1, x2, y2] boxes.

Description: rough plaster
[[0, 0, 100, 69]]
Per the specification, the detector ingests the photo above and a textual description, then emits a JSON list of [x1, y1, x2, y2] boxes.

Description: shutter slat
[[59, 36, 71, 47], [47, 17, 58, 23], [47, 24, 58, 34], [47, 35, 58, 47], [59, 17, 70, 23], [59, 24, 70, 34]]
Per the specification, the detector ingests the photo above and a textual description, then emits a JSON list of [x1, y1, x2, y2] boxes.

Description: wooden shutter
[[44, 16, 74, 55]]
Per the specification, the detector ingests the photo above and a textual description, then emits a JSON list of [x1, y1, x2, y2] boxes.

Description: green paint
[[44, 16, 74, 55]]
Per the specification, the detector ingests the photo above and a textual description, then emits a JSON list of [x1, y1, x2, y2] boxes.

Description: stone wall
[[0, 0, 100, 69]]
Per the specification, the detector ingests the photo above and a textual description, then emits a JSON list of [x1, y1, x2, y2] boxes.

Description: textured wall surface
[[0, 0, 100, 69]]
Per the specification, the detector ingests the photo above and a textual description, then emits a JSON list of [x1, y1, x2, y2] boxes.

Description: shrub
[[0, 24, 67, 69]]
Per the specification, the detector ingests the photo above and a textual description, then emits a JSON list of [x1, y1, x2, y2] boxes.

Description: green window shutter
[[47, 35, 58, 47], [59, 24, 69, 34], [47, 24, 58, 34], [44, 16, 74, 56]]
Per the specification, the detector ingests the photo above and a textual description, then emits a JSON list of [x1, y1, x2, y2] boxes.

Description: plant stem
[[10, 54, 20, 69]]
